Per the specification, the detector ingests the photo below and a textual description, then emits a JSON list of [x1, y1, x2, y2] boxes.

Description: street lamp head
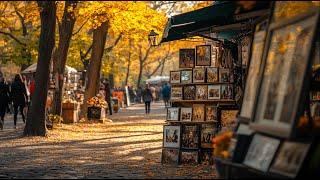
[[148, 29, 159, 46]]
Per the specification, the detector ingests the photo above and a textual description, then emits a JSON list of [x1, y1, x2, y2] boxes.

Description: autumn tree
[[24, 1, 56, 136]]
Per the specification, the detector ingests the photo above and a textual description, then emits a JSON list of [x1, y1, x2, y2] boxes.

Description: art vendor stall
[[159, 1, 271, 166]]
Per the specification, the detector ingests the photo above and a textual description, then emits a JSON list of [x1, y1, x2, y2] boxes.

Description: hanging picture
[[207, 67, 219, 82], [180, 150, 199, 165], [221, 85, 233, 99], [219, 68, 232, 83], [167, 107, 179, 121], [179, 49, 195, 68], [200, 150, 213, 165], [196, 85, 208, 100], [200, 123, 216, 148], [207, 85, 221, 100], [192, 104, 205, 122], [269, 142, 311, 178], [243, 134, 280, 172], [161, 148, 179, 165], [251, 10, 319, 138], [180, 107, 192, 122], [182, 125, 199, 149], [193, 68, 206, 83], [163, 125, 181, 148], [196, 45, 211, 66], [181, 70, 193, 84], [211, 46, 218, 67], [171, 87, 183, 100], [183, 85, 196, 100], [170, 71, 180, 84], [206, 106, 218, 122]]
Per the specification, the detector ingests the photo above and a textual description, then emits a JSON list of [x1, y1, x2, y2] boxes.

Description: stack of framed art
[[162, 44, 237, 165]]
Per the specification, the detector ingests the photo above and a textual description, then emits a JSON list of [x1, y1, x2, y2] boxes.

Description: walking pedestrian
[[10, 74, 28, 129], [0, 77, 10, 130], [162, 82, 171, 107], [142, 84, 153, 114]]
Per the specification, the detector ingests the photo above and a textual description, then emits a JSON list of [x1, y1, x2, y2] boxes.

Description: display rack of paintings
[[163, 43, 236, 165]]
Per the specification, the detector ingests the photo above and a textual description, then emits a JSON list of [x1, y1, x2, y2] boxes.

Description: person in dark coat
[[0, 77, 10, 130], [10, 74, 27, 128], [142, 84, 153, 114], [162, 83, 171, 107]]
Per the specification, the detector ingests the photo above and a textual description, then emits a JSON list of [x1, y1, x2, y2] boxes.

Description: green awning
[[161, 1, 271, 43]]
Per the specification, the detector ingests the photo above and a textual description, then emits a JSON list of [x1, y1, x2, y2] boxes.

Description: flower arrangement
[[212, 130, 233, 159], [48, 114, 63, 124], [87, 96, 107, 108]]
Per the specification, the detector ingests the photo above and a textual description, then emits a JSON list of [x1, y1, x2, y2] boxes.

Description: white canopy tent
[[146, 76, 169, 85], [21, 63, 77, 74]]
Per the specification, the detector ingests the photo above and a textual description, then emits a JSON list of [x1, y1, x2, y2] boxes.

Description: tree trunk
[[81, 21, 108, 118], [24, 1, 56, 136], [52, 1, 77, 116], [137, 61, 143, 88]]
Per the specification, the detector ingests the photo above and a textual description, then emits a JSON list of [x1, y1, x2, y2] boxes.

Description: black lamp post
[[148, 29, 159, 46]]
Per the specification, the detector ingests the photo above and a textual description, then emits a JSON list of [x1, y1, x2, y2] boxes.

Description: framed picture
[[179, 49, 195, 68], [192, 104, 205, 122], [211, 46, 218, 67], [167, 107, 179, 121], [193, 68, 206, 83], [240, 29, 267, 120], [196, 85, 208, 100], [219, 68, 233, 83], [200, 150, 213, 165], [163, 125, 181, 148], [180, 150, 199, 165], [269, 142, 311, 178], [243, 134, 280, 172], [207, 85, 221, 100], [221, 85, 233, 100], [183, 85, 196, 100], [207, 67, 219, 82], [170, 71, 180, 84], [200, 123, 216, 148], [161, 148, 179, 165], [196, 45, 211, 66], [171, 87, 183, 100], [206, 106, 218, 122], [251, 9, 319, 138], [182, 125, 199, 149], [181, 70, 193, 84], [180, 107, 192, 122]]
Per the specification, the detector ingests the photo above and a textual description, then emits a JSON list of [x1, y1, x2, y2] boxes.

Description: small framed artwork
[[179, 49, 195, 68], [207, 67, 219, 83], [243, 134, 280, 172], [206, 106, 218, 122], [163, 125, 181, 148], [170, 71, 181, 84], [183, 85, 196, 100], [180, 150, 199, 165], [180, 107, 192, 122], [167, 107, 179, 121], [208, 85, 221, 100], [193, 68, 206, 83], [196, 85, 208, 100], [171, 87, 183, 100], [182, 124, 199, 149], [221, 85, 233, 100], [181, 70, 193, 84], [192, 104, 205, 122], [219, 68, 233, 83], [200, 150, 213, 165], [269, 142, 311, 178], [200, 123, 216, 148], [161, 148, 179, 165], [196, 45, 211, 66]]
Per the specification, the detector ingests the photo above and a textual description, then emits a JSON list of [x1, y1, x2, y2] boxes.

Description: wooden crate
[[62, 102, 79, 124], [87, 106, 105, 120]]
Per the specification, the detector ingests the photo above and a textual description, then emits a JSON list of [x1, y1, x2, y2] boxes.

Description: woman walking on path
[[10, 74, 28, 129], [142, 84, 153, 114], [0, 77, 10, 130]]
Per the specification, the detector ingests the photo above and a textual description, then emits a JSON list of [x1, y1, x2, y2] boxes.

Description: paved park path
[[0, 102, 217, 179]]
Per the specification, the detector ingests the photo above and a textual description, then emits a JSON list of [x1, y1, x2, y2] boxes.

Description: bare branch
[[0, 30, 26, 46], [72, 19, 88, 36], [104, 33, 123, 52]]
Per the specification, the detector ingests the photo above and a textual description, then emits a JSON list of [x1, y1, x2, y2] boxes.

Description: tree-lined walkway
[[0, 102, 217, 179]]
